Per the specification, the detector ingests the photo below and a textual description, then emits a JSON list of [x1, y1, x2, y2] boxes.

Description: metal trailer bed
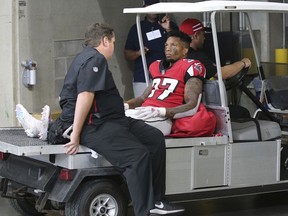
[[0, 127, 229, 170]]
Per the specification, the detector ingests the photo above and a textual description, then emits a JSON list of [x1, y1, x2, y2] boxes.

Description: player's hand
[[138, 47, 149, 56], [144, 47, 149, 54], [135, 106, 166, 120], [64, 132, 80, 155], [241, 58, 251, 68], [159, 15, 171, 31], [124, 103, 129, 110]]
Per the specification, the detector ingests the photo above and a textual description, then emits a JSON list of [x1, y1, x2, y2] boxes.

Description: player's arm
[[216, 58, 251, 79], [64, 91, 94, 154], [165, 77, 203, 119], [124, 47, 149, 61], [125, 83, 153, 109]]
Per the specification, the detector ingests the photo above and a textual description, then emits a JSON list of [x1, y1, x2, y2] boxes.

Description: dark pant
[[81, 117, 166, 216]]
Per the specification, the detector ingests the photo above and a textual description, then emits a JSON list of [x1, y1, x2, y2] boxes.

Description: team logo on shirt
[[194, 63, 203, 73], [93, 67, 99, 72], [187, 62, 204, 77]]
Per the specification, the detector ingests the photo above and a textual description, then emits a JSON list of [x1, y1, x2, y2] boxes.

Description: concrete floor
[[1, 191, 288, 216], [181, 191, 288, 216]]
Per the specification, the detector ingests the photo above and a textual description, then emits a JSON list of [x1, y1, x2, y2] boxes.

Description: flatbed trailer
[[1, 1, 288, 216]]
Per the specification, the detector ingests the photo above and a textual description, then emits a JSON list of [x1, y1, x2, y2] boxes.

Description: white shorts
[[125, 109, 172, 136]]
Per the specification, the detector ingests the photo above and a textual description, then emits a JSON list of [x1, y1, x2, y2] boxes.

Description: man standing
[[180, 18, 251, 80], [124, 0, 178, 97], [61, 23, 184, 216]]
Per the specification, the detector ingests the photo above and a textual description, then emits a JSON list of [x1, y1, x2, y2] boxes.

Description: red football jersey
[[142, 59, 206, 108]]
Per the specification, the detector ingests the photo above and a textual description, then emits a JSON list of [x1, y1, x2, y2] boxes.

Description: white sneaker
[[15, 104, 42, 138], [39, 105, 50, 141]]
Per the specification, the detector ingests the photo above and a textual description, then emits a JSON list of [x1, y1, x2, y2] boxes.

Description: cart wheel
[[65, 179, 128, 216], [225, 67, 249, 90], [8, 197, 46, 216]]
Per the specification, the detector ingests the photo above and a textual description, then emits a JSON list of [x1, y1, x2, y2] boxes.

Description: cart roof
[[123, 1, 288, 14]]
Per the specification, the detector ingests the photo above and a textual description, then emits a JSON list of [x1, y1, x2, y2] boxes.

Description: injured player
[[125, 30, 216, 137]]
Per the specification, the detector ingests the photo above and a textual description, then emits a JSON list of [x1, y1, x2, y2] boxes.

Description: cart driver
[[180, 18, 251, 80]]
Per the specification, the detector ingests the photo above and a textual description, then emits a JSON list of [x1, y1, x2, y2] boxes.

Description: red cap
[[180, 18, 204, 35]]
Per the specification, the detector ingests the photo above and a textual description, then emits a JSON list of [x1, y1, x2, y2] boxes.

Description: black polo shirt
[[59, 46, 125, 124]]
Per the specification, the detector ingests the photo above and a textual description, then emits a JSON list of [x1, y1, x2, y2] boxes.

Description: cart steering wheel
[[225, 67, 249, 90]]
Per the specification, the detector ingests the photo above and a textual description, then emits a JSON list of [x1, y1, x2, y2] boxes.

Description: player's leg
[[128, 118, 166, 201], [39, 105, 50, 140], [129, 118, 185, 215], [80, 118, 155, 216], [15, 104, 51, 140], [125, 109, 172, 135], [15, 104, 42, 137]]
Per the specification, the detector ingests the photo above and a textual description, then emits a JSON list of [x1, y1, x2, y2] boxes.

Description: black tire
[[8, 197, 46, 216], [65, 179, 128, 216]]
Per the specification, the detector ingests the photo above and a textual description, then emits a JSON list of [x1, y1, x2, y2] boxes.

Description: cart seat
[[232, 120, 281, 141]]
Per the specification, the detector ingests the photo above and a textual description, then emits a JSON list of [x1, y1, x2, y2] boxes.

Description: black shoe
[[149, 201, 185, 214]]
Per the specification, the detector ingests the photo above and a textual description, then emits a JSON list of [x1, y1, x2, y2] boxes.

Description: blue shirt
[[125, 17, 177, 82]]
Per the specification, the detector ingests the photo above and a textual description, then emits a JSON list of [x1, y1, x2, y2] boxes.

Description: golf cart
[[0, 1, 287, 215]]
